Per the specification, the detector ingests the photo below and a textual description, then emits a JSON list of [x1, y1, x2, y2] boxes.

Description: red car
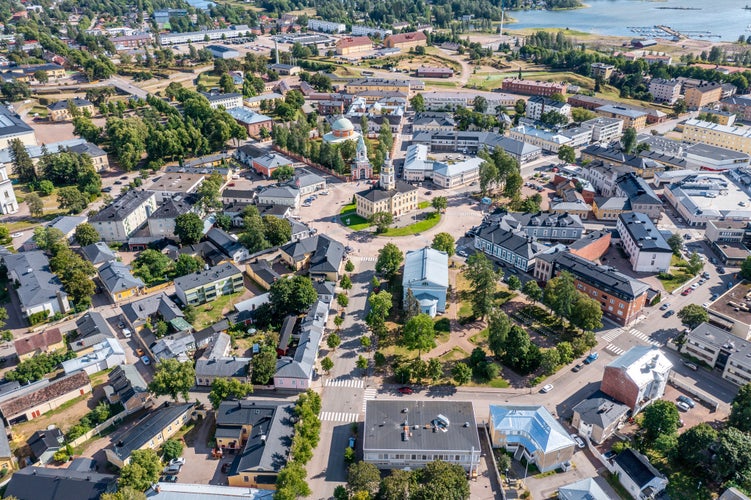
[[681, 288, 693, 296], [397, 387, 413, 394]]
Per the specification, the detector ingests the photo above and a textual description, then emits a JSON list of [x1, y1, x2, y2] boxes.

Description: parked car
[[141, 356, 151, 365], [584, 352, 599, 364], [221, 462, 231, 473], [659, 303, 671, 311], [169, 458, 186, 466], [684, 362, 698, 371], [163, 464, 181, 475], [572, 364, 583, 372], [718, 267, 726, 274], [123, 329, 132, 338], [541, 384, 554, 393], [690, 283, 700, 290], [397, 386, 413, 394], [662, 310, 675, 318], [702, 302, 711, 309], [136, 348, 144, 357], [677, 401, 691, 412], [677, 395, 696, 408], [570, 434, 586, 449], [457, 249, 468, 257], [681, 288, 693, 296], [160, 475, 178, 483], [603, 450, 617, 460], [683, 233, 692, 240]]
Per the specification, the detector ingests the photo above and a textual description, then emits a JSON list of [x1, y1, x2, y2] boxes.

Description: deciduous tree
[[464, 252, 498, 320], [376, 243, 403, 279], [641, 400, 680, 442], [148, 358, 195, 401], [26, 192, 44, 218], [431, 232, 455, 256], [678, 304, 709, 330], [174, 213, 204, 244], [730, 383, 751, 433], [452, 362, 472, 385], [403, 313, 436, 359], [118, 449, 161, 492], [74, 223, 100, 246], [487, 310, 512, 358], [251, 345, 277, 385], [208, 377, 253, 409]]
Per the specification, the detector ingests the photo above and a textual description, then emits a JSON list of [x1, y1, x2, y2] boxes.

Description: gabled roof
[[48, 98, 93, 111], [489, 405, 575, 455], [110, 402, 193, 462], [614, 448, 665, 488], [206, 228, 247, 258], [281, 234, 344, 274], [606, 346, 672, 389], [403, 247, 449, 289], [571, 392, 630, 429], [196, 357, 249, 379], [14, 328, 63, 357], [27, 428, 63, 460], [618, 212, 672, 252], [0, 104, 34, 138], [98, 261, 144, 294], [108, 365, 148, 406], [4, 466, 116, 500], [0, 372, 90, 419], [275, 300, 327, 380], [3, 251, 67, 310], [121, 293, 184, 324], [90, 190, 155, 223], [81, 242, 117, 265], [0, 420, 10, 458], [150, 198, 193, 220], [558, 477, 610, 500], [174, 262, 242, 291]]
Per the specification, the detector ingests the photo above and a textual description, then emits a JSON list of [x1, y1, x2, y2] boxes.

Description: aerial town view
[[2, 0, 751, 499]]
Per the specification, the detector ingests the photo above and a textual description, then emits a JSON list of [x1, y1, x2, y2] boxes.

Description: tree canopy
[[148, 358, 195, 402]]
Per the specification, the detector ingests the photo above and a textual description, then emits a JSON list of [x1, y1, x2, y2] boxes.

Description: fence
[[142, 281, 173, 296], [481, 424, 506, 500], [67, 408, 129, 448]]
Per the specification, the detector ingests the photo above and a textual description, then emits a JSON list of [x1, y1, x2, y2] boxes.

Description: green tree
[[488, 310, 512, 358], [473, 95, 488, 113], [327, 332, 341, 350], [74, 223, 100, 246], [173, 254, 204, 277], [275, 461, 311, 498], [340, 274, 352, 290], [208, 377, 253, 409], [379, 469, 416, 500], [502, 325, 540, 374], [452, 362, 472, 385], [38, 180, 54, 196], [557, 145, 575, 163], [174, 213, 204, 244], [356, 355, 368, 372], [133, 249, 172, 285], [556, 341, 574, 364], [543, 271, 578, 325], [641, 400, 680, 442], [118, 449, 161, 492], [147, 358, 195, 401], [415, 460, 470, 500], [678, 304, 709, 330], [154, 321, 169, 338], [506, 275, 521, 291], [714, 427, 751, 486], [263, 216, 292, 246], [321, 356, 334, 373], [337, 293, 349, 308], [361, 336, 371, 350], [403, 288, 420, 323], [9, 138, 36, 184], [26, 192, 44, 218], [570, 295, 603, 332], [375, 243, 404, 280], [269, 275, 317, 316], [101, 486, 147, 500], [427, 358, 442, 382], [271, 165, 295, 181], [431, 196, 448, 213], [403, 313, 436, 359], [540, 348, 561, 375], [741, 256, 751, 280], [622, 127, 637, 154], [161, 439, 183, 461], [667, 233, 684, 255], [687, 252, 703, 275], [410, 93, 425, 112], [673, 99, 688, 115], [676, 423, 717, 473], [219, 73, 236, 94], [571, 107, 596, 123], [522, 280, 542, 302], [729, 382, 751, 432], [347, 461, 380, 497], [464, 252, 499, 320], [251, 345, 277, 385], [431, 232, 455, 256], [371, 211, 394, 233], [366, 290, 392, 338], [32, 226, 65, 252], [345, 260, 355, 272], [57, 186, 88, 214]]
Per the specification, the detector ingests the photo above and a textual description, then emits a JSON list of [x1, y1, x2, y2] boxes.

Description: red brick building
[[501, 78, 567, 97], [600, 346, 672, 413]]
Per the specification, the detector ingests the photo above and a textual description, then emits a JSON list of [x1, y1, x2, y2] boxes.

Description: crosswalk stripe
[[360, 256, 376, 262], [326, 378, 365, 389], [362, 388, 377, 413], [319, 411, 359, 422], [601, 329, 624, 342], [605, 344, 625, 356], [630, 329, 661, 346]]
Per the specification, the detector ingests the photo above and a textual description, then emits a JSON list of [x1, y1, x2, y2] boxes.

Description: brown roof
[[0, 372, 90, 418], [385, 31, 427, 45], [337, 36, 372, 49], [14, 328, 63, 357]]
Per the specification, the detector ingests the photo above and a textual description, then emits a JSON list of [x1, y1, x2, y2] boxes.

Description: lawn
[[380, 212, 441, 237], [192, 292, 244, 329], [339, 204, 371, 231], [658, 272, 692, 293], [438, 346, 469, 362], [418, 201, 430, 209], [469, 329, 488, 345]]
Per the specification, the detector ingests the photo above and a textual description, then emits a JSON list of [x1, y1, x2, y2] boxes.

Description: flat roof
[[669, 173, 751, 218], [710, 281, 751, 327], [364, 400, 480, 453]]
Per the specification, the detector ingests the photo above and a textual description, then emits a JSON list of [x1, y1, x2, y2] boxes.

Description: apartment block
[[685, 81, 723, 109], [648, 78, 681, 105], [682, 323, 751, 386], [89, 190, 157, 242], [595, 104, 647, 130], [682, 119, 751, 154], [616, 212, 672, 273], [581, 117, 624, 144], [174, 263, 244, 306], [526, 95, 571, 121], [501, 78, 567, 97]]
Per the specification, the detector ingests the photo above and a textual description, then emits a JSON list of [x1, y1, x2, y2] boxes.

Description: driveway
[[176, 412, 228, 485]]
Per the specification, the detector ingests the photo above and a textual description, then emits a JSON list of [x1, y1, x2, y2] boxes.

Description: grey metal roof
[[474, 224, 547, 260], [356, 180, 416, 202], [281, 234, 344, 274], [98, 261, 144, 294], [27, 428, 63, 460], [3, 251, 68, 309], [289, 169, 325, 189], [108, 365, 148, 406], [275, 300, 328, 380], [618, 212, 672, 252], [48, 97, 93, 111], [110, 402, 194, 462], [615, 173, 661, 205], [0, 420, 10, 458], [205, 228, 247, 258], [196, 357, 250, 378], [403, 247, 448, 289], [221, 401, 295, 476], [558, 477, 611, 500], [364, 400, 480, 453], [0, 104, 34, 139], [5, 466, 117, 500], [81, 242, 117, 265], [72, 311, 115, 351], [174, 262, 242, 291], [571, 392, 630, 429], [90, 190, 155, 223], [146, 483, 274, 499], [258, 186, 298, 199], [150, 198, 193, 220], [121, 293, 184, 324]]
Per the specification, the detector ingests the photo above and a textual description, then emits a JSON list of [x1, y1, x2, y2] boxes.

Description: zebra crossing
[[319, 411, 359, 423], [605, 344, 625, 356], [326, 378, 365, 389], [362, 388, 377, 413], [630, 329, 660, 346], [600, 329, 624, 343], [360, 256, 377, 262]]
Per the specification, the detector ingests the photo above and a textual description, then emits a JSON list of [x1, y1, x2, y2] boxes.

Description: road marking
[[605, 344, 625, 356], [326, 378, 365, 389], [362, 388, 377, 413], [601, 329, 624, 342], [629, 329, 660, 346], [360, 257, 377, 262], [318, 412, 359, 423]]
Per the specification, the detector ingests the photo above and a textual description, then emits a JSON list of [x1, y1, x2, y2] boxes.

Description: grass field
[[193, 292, 244, 329], [339, 204, 371, 231]]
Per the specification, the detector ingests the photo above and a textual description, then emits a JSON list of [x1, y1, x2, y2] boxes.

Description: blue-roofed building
[[488, 405, 576, 473], [558, 477, 611, 500], [402, 247, 448, 317], [206, 44, 239, 59]]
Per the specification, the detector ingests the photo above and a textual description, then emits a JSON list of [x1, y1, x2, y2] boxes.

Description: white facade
[[351, 25, 392, 37], [420, 91, 518, 112], [526, 97, 571, 121], [307, 19, 346, 33], [616, 214, 673, 273], [509, 125, 571, 153], [0, 164, 18, 214], [62, 338, 126, 376], [159, 26, 250, 45], [432, 157, 483, 188], [257, 187, 300, 208], [648, 78, 682, 104], [204, 94, 243, 110], [582, 117, 624, 144], [90, 191, 158, 242]]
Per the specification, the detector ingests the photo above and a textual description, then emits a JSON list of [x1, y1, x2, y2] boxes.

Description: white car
[[169, 457, 186, 466], [570, 434, 586, 449], [676, 401, 691, 412], [541, 384, 554, 393], [11, 232, 23, 238]]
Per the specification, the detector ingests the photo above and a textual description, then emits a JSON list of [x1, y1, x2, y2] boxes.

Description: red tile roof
[[14, 328, 63, 357], [0, 372, 90, 419], [385, 31, 427, 45], [336, 36, 372, 49]]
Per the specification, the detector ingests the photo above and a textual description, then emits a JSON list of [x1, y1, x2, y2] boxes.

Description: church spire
[[379, 151, 395, 191]]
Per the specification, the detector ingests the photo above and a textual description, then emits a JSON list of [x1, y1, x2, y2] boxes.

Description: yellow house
[[13, 328, 65, 362], [47, 98, 95, 122], [595, 104, 647, 130], [98, 261, 145, 303], [104, 402, 194, 468], [592, 197, 631, 221], [217, 401, 295, 490], [345, 79, 411, 95]]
